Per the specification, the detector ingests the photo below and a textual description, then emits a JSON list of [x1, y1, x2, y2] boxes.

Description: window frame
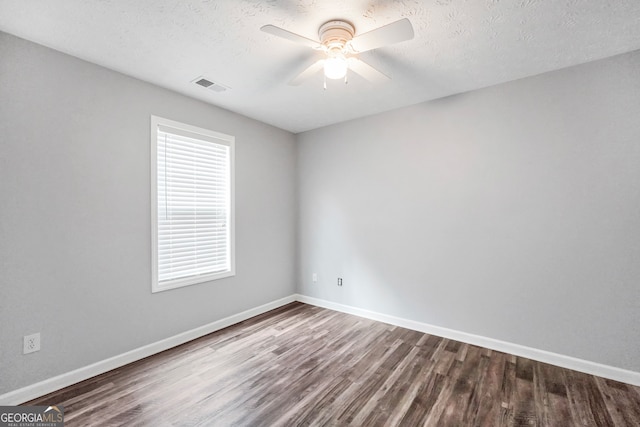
[[150, 115, 235, 293]]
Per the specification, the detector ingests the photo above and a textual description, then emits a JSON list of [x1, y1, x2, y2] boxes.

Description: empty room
[[1, 1, 639, 425]]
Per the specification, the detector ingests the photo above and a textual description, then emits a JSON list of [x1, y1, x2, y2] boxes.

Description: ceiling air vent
[[192, 76, 229, 93]]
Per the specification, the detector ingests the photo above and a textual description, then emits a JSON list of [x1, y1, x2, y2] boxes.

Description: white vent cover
[[191, 76, 230, 93]]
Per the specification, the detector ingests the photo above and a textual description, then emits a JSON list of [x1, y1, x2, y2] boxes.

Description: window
[[151, 116, 235, 292]]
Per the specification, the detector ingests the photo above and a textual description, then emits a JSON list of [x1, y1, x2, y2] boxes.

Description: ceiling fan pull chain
[[323, 74, 327, 90], [344, 69, 348, 85]]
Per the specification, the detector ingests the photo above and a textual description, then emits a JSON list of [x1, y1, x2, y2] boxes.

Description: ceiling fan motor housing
[[319, 20, 355, 50]]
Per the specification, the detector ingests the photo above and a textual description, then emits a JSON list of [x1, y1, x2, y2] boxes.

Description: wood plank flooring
[[26, 302, 640, 426]]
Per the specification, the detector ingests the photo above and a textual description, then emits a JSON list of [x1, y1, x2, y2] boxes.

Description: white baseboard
[[3, 292, 638, 405], [0, 294, 297, 406], [295, 294, 640, 387]]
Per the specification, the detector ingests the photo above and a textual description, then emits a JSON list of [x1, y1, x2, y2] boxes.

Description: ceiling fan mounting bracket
[[318, 20, 355, 49]]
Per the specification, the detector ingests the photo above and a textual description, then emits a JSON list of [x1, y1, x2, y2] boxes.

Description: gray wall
[[0, 32, 297, 394], [2, 29, 640, 397], [297, 50, 640, 372]]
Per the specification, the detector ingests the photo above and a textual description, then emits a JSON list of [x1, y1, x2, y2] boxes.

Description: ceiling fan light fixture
[[262, 18, 414, 86], [324, 54, 347, 79]]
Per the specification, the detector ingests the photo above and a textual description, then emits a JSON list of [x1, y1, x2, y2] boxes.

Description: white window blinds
[[151, 117, 235, 292]]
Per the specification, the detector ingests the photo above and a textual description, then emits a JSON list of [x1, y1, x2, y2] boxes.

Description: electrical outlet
[[337, 278, 343, 286], [23, 333, 40, 354], [312, 273, 318, 283]]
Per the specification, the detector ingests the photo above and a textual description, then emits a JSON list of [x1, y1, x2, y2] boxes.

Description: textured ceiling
[[1, 0, 640, 133]]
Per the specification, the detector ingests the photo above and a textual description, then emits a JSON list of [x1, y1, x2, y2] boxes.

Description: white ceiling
[[1, 0, 640, 133]]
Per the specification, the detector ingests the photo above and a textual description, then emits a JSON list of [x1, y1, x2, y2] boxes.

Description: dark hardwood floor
[[27, 302, 640, 426]]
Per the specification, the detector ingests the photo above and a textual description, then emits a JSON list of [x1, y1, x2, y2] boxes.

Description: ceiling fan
[[261, 18, 414, 87]]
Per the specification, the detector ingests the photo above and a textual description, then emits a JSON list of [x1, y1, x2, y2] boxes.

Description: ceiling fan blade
[[261, 25, 322, 49], [349, 18, 414, 53], [289, 60, 325, 86], [347, 57, 390, 83]]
